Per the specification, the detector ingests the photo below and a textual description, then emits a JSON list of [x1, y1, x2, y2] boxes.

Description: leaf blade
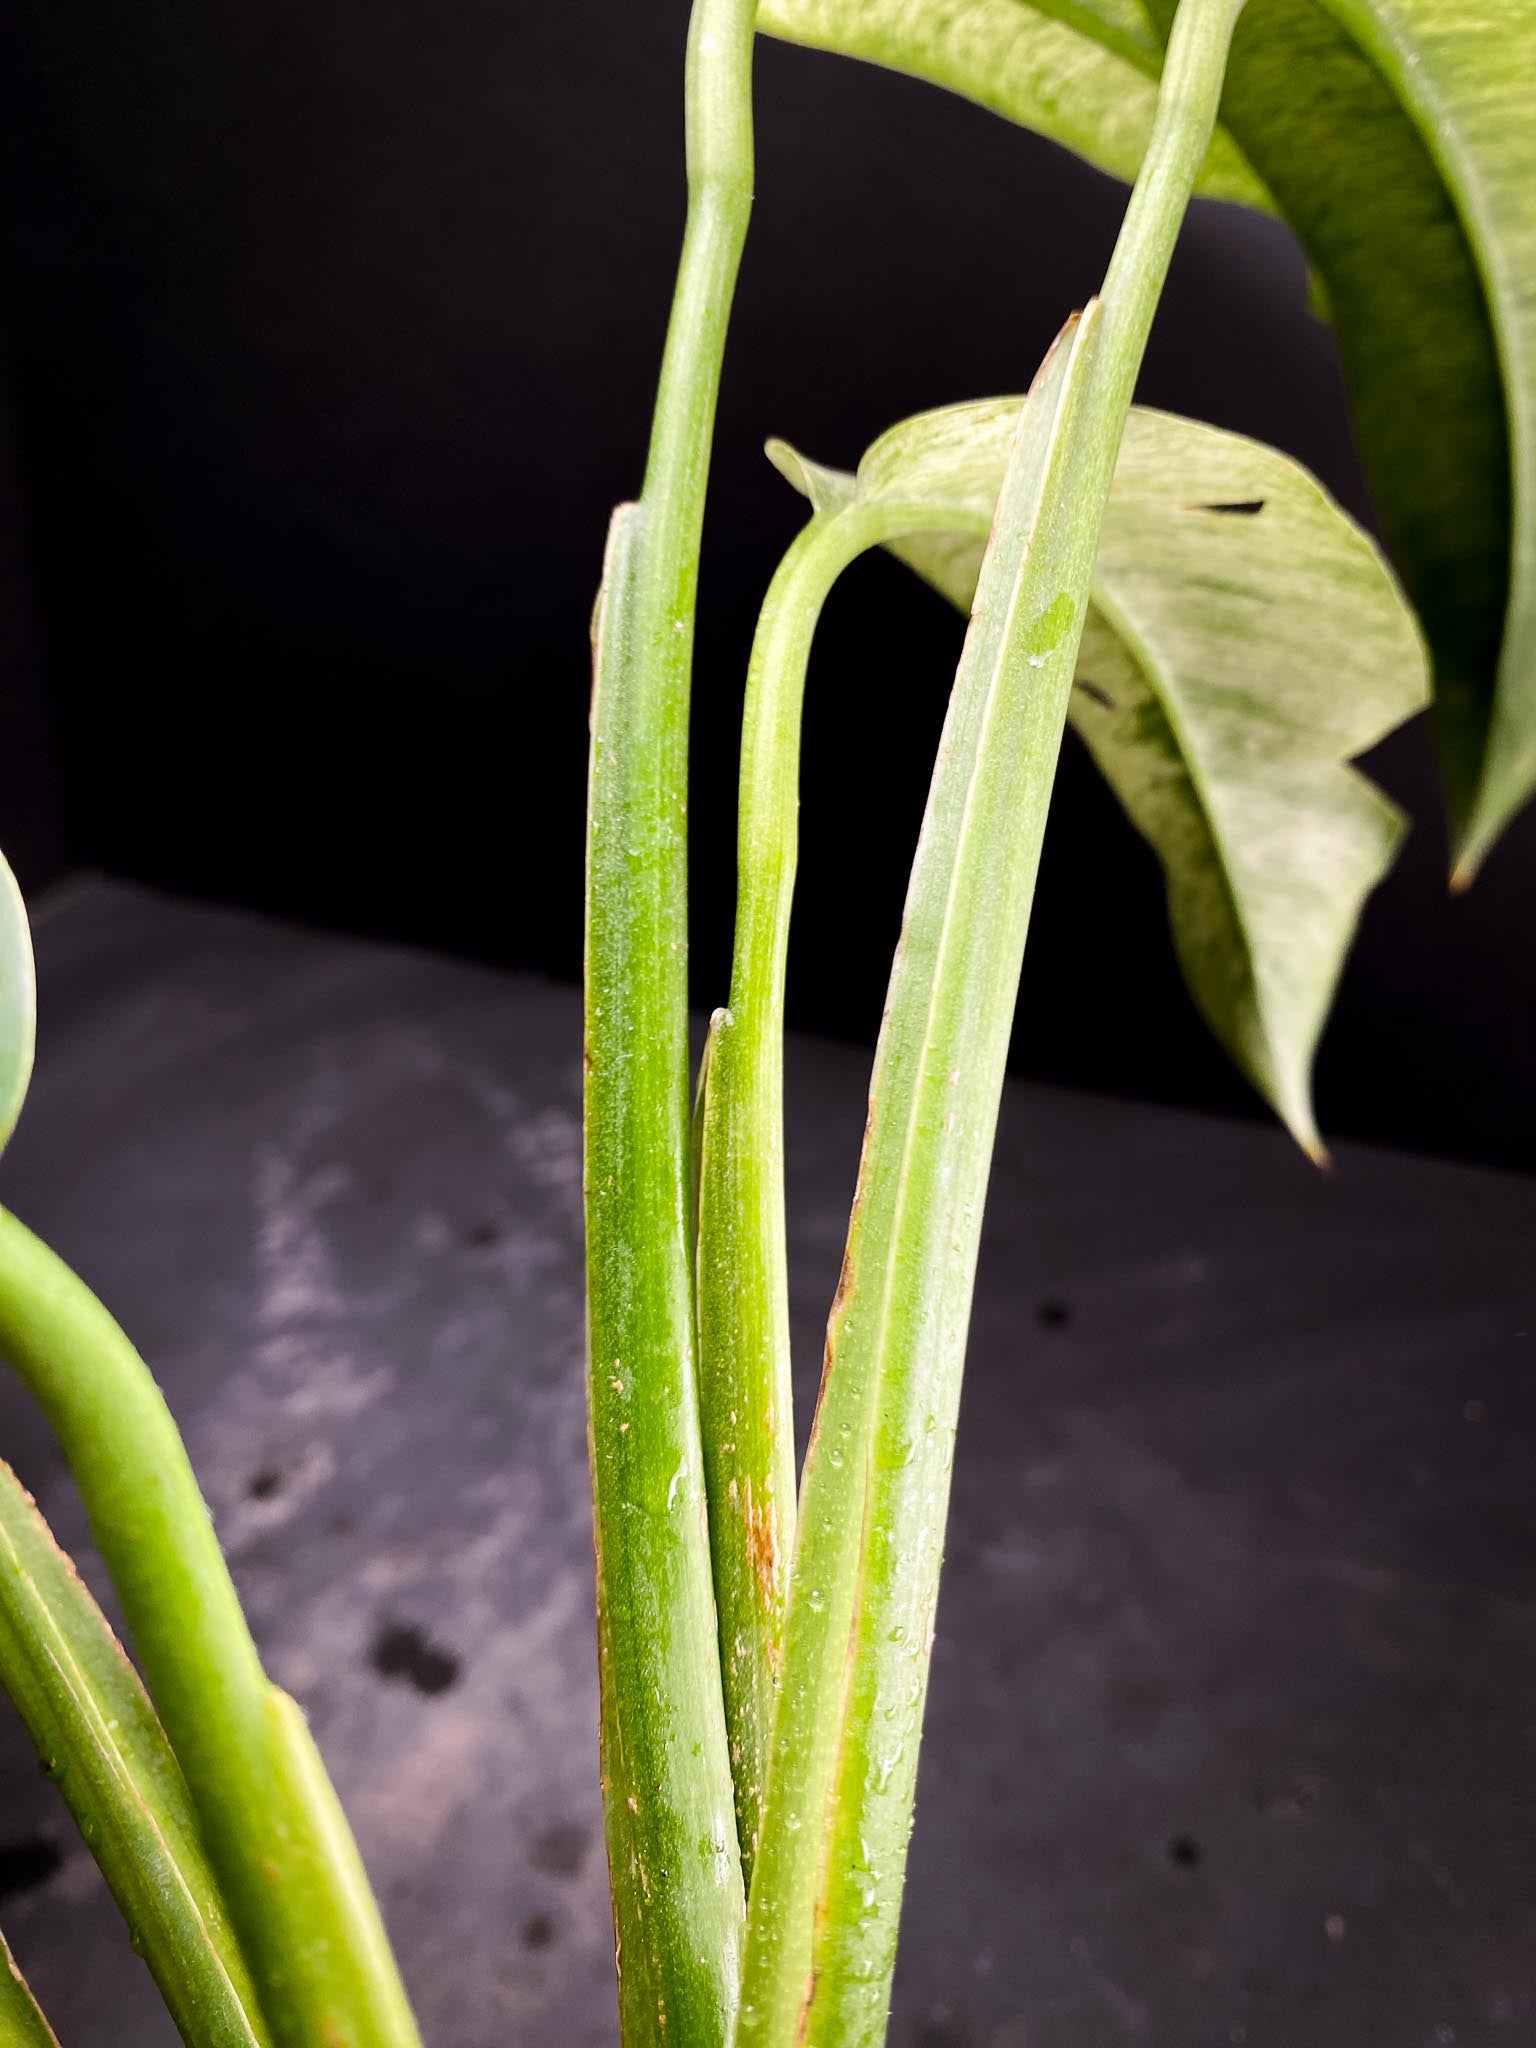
[[1335, 0, 1536, 876], [1146, 0, 1535, 865], [757, 0, 1273, 208], [770, 0, 1536, 867], [775, 399, 1429, 1149], [0, 854, 35, 1159]]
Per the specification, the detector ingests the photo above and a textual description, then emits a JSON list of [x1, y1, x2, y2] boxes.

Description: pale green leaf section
[[0, 1460, 271, 2048], [0, 856, 35, 1158], [0, 1931, 61, 2048], [757, 0, 1273, 209], [1136, 0, 1533, 871], [775, 399, 1429, 1152], [768, 0, 1536, 870], [1320, 0, 1536, 879]]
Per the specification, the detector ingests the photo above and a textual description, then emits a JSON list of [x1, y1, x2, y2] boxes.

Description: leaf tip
[[764, 436, 807, 490], [765, 438, 854, 518], [1276, 1084, 1329, 1171]]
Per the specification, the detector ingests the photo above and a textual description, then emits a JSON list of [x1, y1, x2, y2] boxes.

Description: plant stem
[[737, 1, 1248, 2038], [697, 499, 957, 1887], [583, 2, 758, 2040], [0, 1210, 419, 2048], [0, 1928, 61, 2047], [0, 1458, 273, 2048]]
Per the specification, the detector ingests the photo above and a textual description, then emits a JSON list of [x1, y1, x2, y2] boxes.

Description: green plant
[[0, 1, 1530, 2043]]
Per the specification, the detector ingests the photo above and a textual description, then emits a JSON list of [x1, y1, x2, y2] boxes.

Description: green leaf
[[762, 0, 1536, 874], [1146, 0, 1536, 878], [1164, 0, 1536, 876], [774, 399, 1429, 1153], [0, 854, 35, 1158], [757, 0, 1273, 209], [0, 1460, 272, 2048], [0, 1930, 61, 2047]]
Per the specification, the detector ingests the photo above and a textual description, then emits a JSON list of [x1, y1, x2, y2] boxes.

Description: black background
[[0, 0, 1530, 1166]]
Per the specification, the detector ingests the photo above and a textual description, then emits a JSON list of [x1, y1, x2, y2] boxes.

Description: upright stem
[[583, 2, 758, 2041], [737, 1, 1248, 2038]]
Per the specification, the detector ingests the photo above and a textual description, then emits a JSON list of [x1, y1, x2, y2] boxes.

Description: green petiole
[[696, 496, 965, 1888], [737, 1, 1250, 2038], [0, 1210, 419, 2048], [582, 1, 759, 2040]]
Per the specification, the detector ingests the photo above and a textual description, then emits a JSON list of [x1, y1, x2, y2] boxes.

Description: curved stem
[[0, 1210, 418, 2048], [582, 2, 759, 2041], [697, 501, 971, 1888]]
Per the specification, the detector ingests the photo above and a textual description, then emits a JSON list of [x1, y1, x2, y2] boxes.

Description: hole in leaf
[[1197, 499, 1265, 516]]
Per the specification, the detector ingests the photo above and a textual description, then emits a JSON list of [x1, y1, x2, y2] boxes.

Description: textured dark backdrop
[[0, 0, 1530, 1163]]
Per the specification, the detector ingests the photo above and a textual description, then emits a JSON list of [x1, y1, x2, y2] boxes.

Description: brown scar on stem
[[742, 1474, 779, 1610], [807, 1091, 878, 1452], [795, 1968, 819, 2046]]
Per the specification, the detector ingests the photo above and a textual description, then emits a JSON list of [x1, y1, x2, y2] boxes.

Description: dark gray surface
[[0, 879, 1532, 2047]]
